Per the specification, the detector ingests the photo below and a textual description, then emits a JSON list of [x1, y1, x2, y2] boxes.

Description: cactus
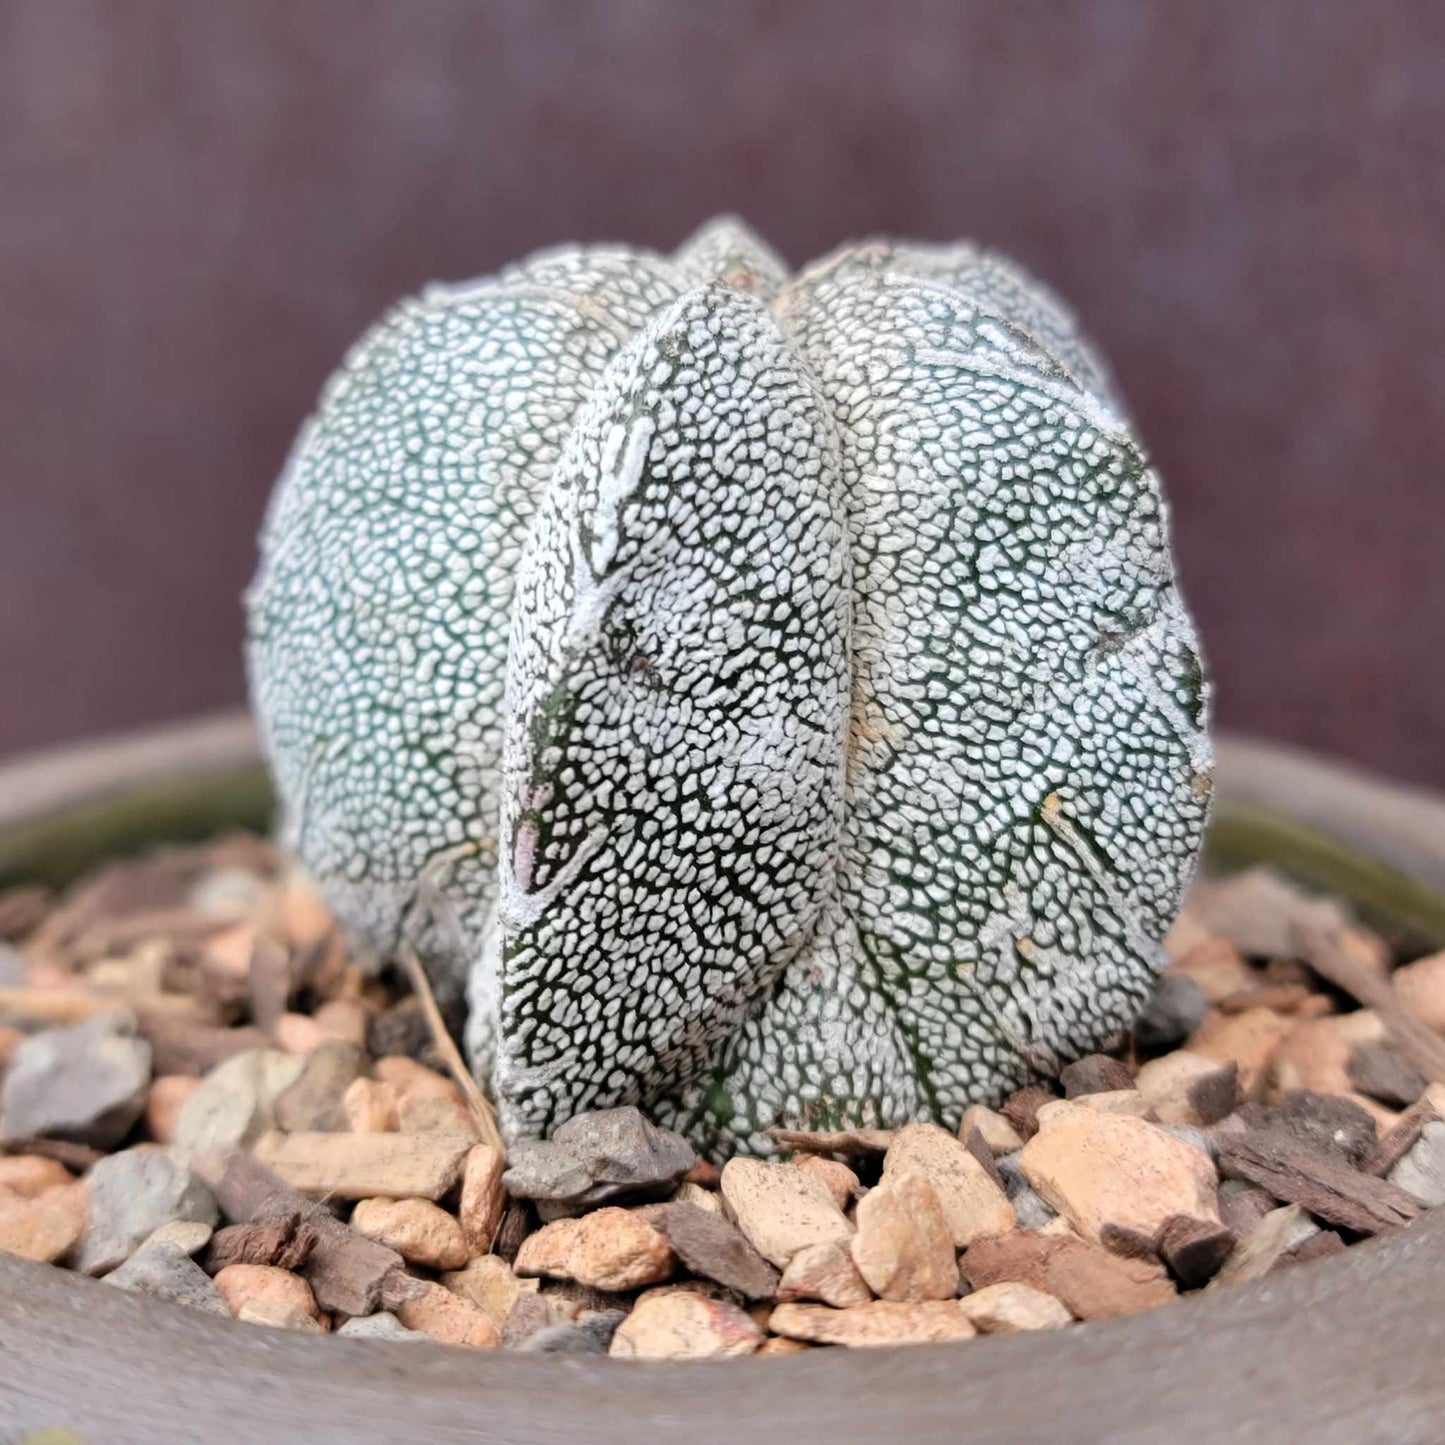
[[247, 218, 1211, 1155]]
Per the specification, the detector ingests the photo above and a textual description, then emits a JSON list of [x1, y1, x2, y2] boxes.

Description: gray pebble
[[1132, 973, 1208, 1058], [103, 1240, 229, 1315], [518, 1309, 628, 1355], [1389, 1120, 1445, 1208], [337, 1312, 424, 1342], [1012, 1184, 1057, 1230], [78, 1146, 219, 1276]]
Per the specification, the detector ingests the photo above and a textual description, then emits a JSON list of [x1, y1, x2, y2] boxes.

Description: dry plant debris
[[0, 845, 1442, 1358]]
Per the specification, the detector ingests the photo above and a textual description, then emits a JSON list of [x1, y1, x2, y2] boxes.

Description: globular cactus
[[247, 217, 1211, 1156]]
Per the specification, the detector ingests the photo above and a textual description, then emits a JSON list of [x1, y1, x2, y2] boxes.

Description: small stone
[[442, 1253, 538, 1329], [351, 1197, 470, 1271], [458, 1144, 505, 1251], [777, 1238, 873, 1307], [1133, 972, 1209, 1058], [672, 1180, 724, 1215], [1020, 1104, 1218, 1244], [519, 1309, 627, 1355], [1271, 1010, 1386, 1103], [793, 1155, 859, 1211], [273, 1041, 365, 1133], [719, 1158, 852, 1268], [1159, 1123, 1217, 1163], [0, 1011, 151, 1149], [1134, 1051, 1237, 1126], [503, 1106, 696, 1212], [0, 1179, 88, 1262], [173, 1048, 306, 1154], [397, 1092, 475, 1135], [0, 1154, 73, 1197], [961, 1231, 1175, 1320], [313, 998, 370, 1049], [78, 1146, 219, 1275], [1169, 937, 1257, 1003], [145, 1219, 213, 1255], [768, 1300, 973, 1349], [251, 1129, 472, 1200], [958, 1281, 1073, 1333], [215, 1263, 324, 1324], [514, 1206, 675, 1291], [1001, 1086, 1057, 1141], [1388, 1120, 1445, 1206], [958, 1105, 1024, 1155], [1189, 1008, 1291, 1098], [367, 997, 432, 1062], [883, 1122, 1016, 1247], [104, 1239, 229, 1315], [1011, 1183, 1057, 1230], [395, 1280, 501, 1348], [610, 1287, 763, 1359], [1058, 1090, 1156, 1120], [1348, 1042, 1427, 1110], [143, 1075, 200, 1144], [1155, 1213, 1235, 1288], [500, 1291, 555, 1348], [1390, 950, 1445, 1032], [1060, 1054, 1134, 1098], [274, 1013, 326, 1056], [1188, 868, 1350, 958], [757, 1336, 811, 1355], [237, 1300, 326, 1332], [343, 1077, 400, 1133], [850, 1171, 957, 1303], [660, 1200, 780, 1300], [336, 1311, 423, 1341]]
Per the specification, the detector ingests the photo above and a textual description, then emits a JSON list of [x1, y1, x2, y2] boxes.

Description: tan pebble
[[441, 1253, 538, 1329], [144, 1219, 214, 1255], [958, 1281, 1073, 1333], [1134, 1050, 1230, 1126], [1189, 1008, 1292, 1098], [202, 924, 257, 979], [610, 1286, 763, 1360], [1035, 1215, 1077, 1239], [373, 1056, 461, 1103], [883, 1122, 1016, 1248], [312, 998, 369, 1048], [397, 1092, 476, 1135], [0, 1180, 87, 1262], [1067, 1090, 1155, 1119], [274, 1013, 326, 1056], [395, 1280, 500, 1348], [214, 1263, 323, 1323], [351, 1197, 470, 1271], [275, 877, 335, 951], [0, 1155, 74, 1198], [514, 1206, 675, 1291], [958, 1105, 1025, 1155], [1170, 937, 1255, 1003], [237, 1299, 327, 1333], [757, 1336, 812, 1355], [777, 1238, 873, 1308], [457, 1144, 505, 1251], [793, 1155, 858, 1212], [1019, 1104, 1218, 1244], [719, 1158, 853, 1268], [343, 1077, 400, 1133], [252, 1130, 472, 1200], [850, 1171, 957, 1302], [143, 1075, 200, 1144], [1393, 951, 1445, 1031], [769, 1300, 974, 1349], [1270, 1011, 1393, 1125], [672, 1180, 724, 1215]]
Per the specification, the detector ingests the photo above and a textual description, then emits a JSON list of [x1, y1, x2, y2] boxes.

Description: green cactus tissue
[[246, 217, 1211, 1155]]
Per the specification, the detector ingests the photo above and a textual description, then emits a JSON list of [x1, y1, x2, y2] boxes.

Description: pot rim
[[0, 713, 1441, 1444]]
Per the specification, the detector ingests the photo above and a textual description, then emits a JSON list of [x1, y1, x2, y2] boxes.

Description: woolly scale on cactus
[[247, 217, 1212, 1157]]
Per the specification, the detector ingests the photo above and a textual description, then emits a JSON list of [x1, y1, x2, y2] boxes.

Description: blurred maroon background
[[2, 1, 1442, 784]]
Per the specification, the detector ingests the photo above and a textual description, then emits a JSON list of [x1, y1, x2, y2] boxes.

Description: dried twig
[[1295, 923, 1445, 1086], [396, 941, 504, 1153]]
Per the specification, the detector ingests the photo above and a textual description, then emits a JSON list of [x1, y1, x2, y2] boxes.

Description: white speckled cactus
[[247, 218, 1211, 1156]]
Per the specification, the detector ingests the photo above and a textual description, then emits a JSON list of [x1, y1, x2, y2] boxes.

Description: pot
[[0, 713, 1441, 1444]]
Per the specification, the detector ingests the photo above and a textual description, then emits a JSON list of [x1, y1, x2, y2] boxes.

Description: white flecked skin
[[247, 218, 1212, 1157]]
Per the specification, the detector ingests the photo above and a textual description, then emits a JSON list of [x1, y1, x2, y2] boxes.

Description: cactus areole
[[247, 218, 1211, 1156]]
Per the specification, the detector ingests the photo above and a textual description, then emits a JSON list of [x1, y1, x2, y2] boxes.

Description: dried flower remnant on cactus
[[247, 217, 1211, 1156]]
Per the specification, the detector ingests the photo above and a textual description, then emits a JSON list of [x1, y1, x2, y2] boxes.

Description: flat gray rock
[[336, 1312, 423, 1342], [103, 1240, 229, 1316], [1390, 1121, 1445, 1208], [0, 1010, 151, 1149], [660, 1201, 779, 1300], [503, 1107, 695, 1212], [78, 1146, 219, 1276], [517, 1309, 627, 1355]]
